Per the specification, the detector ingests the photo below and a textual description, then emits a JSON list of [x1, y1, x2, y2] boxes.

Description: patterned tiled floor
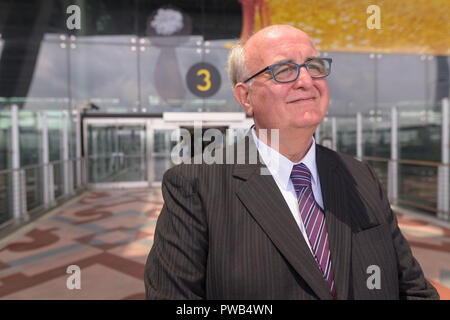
[[0, 188, 449, 300]]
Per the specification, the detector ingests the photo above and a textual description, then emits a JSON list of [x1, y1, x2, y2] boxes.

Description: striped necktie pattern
[[290, 163, 336, 298]]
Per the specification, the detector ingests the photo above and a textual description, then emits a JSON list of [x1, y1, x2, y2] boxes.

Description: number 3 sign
[[186, 62, 221, 97]]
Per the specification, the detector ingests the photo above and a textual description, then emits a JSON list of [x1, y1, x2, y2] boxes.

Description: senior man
[[144, 24, 439, 300]]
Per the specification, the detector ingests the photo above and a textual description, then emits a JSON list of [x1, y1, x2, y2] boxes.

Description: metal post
[[41, 112, 50, 206], [11, 104, 21, 223], [140, 127, 146, 180], [331, 117, 337, 151], [146, 120, 153, 185], [356, 112, 362, 161], [48, 163, 55, 205], [76, 110, 82, 188], [438, 98, 449, 220], [62, 111, 71, 195], [19, 169, 28, 222], [389, 106, 398, 204], [92, 129, 97, 183]]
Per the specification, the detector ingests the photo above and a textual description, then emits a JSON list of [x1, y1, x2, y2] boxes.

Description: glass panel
[[362, 111, 391, 158], [336, 116, 356, 156], [47, 111, 63, 162], [366, 159, 389, 194], [71, 158, 79, 191], [22, 40, 69, 110], [153, 129, 177, 182], [25, 166, 44, 212], [398, 106, 441, 162], [89, 124, 113, 183], [88, 124, 146, 183], [0, 110, 11, 170], [140, 38, 200, 113], [200, 42, 241, 112], [398, 164, 437, 214], [140, 38, 241, 113], [0, 171, 13, 226], [71, 40, 138, 113], [317, 117, 333, 149], [53, 161, 64, 199], [326, 52, 375, 116], [114, 125, 147, 182], [19, 110, 41, 166], [377, 54, 426, 109]]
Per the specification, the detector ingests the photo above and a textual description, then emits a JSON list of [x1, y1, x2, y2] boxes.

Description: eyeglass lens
[[272, 59, 330, 82]]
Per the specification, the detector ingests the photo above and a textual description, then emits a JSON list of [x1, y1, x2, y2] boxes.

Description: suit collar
[[231, 127, 264, 180], [315, 145, 352, 299]]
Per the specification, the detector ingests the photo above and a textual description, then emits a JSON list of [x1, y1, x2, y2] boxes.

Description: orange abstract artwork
[[237, 0, 449, 55]]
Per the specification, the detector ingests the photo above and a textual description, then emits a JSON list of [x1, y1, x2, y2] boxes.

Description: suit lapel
[[232, 133, 333, 299], [316, 145, 352, 300]]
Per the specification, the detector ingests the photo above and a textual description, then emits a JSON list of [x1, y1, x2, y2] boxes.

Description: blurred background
[[0, 0, 448, 299]]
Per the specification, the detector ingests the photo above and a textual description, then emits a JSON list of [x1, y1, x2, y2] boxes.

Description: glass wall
[[0, 1, 448, 219], [0, 110, 10, 171], [327, 52, 376, 116], [0, 110, 12, 225], [336, 116, 357, 156], [2, 1, 445, 118]]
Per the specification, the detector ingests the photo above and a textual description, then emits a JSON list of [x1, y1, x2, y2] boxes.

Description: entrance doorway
[[85, 119, 148, 188], [83, 113, 253, 188]]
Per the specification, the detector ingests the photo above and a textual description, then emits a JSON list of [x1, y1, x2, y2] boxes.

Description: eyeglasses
[[243, 57, 332, 83]]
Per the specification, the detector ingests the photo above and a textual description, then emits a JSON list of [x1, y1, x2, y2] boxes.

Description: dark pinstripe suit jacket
[[144, 133, 439, 300]]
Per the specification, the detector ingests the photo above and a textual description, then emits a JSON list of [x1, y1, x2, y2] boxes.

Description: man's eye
[[274, 65, 294, 75], [275, 67, 290, 75], [308, 61, 325, 72]]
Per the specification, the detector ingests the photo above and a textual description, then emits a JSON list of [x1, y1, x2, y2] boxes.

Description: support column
[[11, 104, 21, 223], [140, 127, 146, 178], [438, 98, 449, 220], [356, 112, 362, 161], [92, 130, 97, 183], [62, 111, 71, 195], [388, 106, 398, 205], [76, 110, 82, 188], [41, 112, 50, 207]]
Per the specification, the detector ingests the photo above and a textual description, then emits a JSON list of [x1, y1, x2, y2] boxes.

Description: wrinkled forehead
[[244, 27, 317, 68]]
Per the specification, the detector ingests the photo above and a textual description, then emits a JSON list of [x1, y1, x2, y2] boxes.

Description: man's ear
[[233, 83, 254, 117]]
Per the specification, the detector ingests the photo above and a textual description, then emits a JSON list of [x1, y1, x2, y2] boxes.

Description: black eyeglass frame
[[243, 57, 332, 83]]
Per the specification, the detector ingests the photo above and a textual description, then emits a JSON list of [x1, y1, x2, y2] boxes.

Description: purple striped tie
[[290, 163, 336, 298]]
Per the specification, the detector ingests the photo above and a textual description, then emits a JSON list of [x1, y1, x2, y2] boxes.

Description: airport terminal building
[[0, 0, 449, 232]]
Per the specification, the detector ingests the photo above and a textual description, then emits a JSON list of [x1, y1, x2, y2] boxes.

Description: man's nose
[[293, 65, 314, 89]]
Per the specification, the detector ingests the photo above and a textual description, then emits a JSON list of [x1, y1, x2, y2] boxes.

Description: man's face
[[243, 26, 329, 132]]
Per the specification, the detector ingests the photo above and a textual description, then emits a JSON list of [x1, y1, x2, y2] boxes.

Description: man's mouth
[[287, 97, 316, 103]]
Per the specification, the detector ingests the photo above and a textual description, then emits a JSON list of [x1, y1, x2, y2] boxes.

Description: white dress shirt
[[251, 127, 325, 254]]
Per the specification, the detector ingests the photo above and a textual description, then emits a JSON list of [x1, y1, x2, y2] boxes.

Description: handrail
[[0, 157, 86, 175], [1, 155, 446, 176], [362, 156, 446, 167], [392, 198, 437, 213]]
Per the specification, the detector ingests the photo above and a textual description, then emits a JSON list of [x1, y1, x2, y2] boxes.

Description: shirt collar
[[251, 127, 318, 190]]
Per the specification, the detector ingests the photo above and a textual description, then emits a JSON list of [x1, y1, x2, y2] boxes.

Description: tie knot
[[290, 163, 312, 192]]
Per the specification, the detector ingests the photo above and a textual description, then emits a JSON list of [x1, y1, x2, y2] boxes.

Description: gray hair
[[227, 39, 250, 87]]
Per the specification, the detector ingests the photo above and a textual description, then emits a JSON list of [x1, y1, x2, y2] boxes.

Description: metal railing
[[362, 156, 449, 220], [0, 157, 87, 231]]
